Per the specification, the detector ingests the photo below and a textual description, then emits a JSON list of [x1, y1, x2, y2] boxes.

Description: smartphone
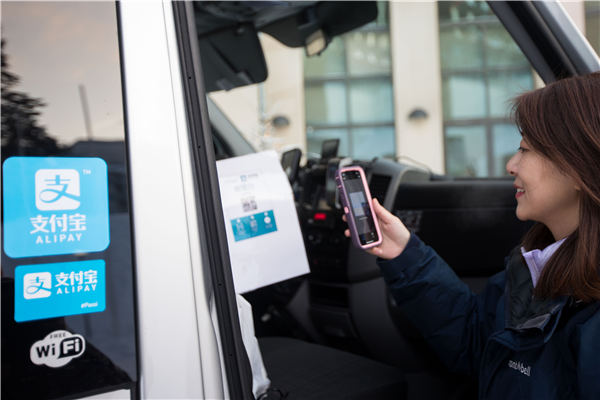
[[335, 166, 382, 249]]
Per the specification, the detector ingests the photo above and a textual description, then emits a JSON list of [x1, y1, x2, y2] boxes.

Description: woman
[[347, 72, 600, 399]]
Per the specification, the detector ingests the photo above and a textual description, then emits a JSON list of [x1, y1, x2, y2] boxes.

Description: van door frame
[[171, 2, 255, 399], [488, 0, 600, 82], [119, 1, 253, 398]]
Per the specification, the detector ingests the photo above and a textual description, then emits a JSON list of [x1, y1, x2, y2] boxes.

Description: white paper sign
[[217, 151, 310, 293]]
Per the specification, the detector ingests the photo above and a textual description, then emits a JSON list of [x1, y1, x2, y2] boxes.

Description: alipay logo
[[14, 260, 106, 322], [23, 272, 52, 299], [35, 169, 80, 210], [30, 330, 86, 368], [3, 157, 110, 258]]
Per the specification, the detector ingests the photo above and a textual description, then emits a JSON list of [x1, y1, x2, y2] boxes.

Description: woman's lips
[[515, 187, 525, 199]]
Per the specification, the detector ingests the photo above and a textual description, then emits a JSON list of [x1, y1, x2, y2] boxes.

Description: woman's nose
[[506, 153, 518, 176]]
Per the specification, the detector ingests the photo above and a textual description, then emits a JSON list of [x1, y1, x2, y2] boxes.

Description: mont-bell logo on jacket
[[508, 359, 531, 377]]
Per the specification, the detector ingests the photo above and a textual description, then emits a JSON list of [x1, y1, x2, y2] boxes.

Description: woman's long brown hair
[[513, 71, 600, 302]]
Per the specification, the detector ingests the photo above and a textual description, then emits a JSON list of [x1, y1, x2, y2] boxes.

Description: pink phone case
[[335, 166, 382, 249]]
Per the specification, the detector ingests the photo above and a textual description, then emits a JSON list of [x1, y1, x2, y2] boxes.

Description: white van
[[2, 1, 598, 399]]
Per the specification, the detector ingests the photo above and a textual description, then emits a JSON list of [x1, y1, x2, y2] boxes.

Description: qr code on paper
[[241, 196, 257, 212]]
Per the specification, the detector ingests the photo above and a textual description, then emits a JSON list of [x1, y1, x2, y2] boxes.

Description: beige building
[[210, 1, 598, 177]]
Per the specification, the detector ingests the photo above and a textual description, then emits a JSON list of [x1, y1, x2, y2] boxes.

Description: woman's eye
[[518, 146, 529, 153]]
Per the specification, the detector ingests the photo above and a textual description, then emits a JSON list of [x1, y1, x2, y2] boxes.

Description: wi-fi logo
[[30, 330, 86, 368]]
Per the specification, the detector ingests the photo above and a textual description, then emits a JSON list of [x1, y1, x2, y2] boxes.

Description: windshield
[[207, 1, 548, 178]]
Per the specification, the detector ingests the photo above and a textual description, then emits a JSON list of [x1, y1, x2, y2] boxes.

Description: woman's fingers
[[366, 246, 382, 257], [372, 198, 395, 225], [340, 198, 407, 259]]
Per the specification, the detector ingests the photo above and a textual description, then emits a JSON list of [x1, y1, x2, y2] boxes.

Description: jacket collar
[[504, 247, 568, 338]]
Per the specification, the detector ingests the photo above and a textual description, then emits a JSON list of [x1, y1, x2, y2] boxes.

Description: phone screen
[[341, 170, 379, 245]]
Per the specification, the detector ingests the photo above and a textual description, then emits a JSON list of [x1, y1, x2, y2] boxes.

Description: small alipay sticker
[[15, 260, 106, 322], [3, 157, 110, 258], [231, 210, 278, 242]]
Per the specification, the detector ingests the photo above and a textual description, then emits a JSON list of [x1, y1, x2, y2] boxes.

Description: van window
[[304, 2, 395, 160], [1, 2, 138, 398], [439, 1, 536, 177], [209, 1, 547, 178]]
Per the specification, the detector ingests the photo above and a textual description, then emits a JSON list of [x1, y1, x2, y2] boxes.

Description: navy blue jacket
[[377, 234, 600, 399]]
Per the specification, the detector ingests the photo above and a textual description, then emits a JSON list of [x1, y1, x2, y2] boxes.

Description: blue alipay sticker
[[15, 259, 106, 322], [231, 210, 277, 242], [3, 157, 110, 258]]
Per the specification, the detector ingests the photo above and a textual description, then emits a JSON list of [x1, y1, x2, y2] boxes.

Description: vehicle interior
[[196, 1, 599, 399]]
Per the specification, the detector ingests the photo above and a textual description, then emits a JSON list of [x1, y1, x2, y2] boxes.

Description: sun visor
[[197, 22, 268, 92]]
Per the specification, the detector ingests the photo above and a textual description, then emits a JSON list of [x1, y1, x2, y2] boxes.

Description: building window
[[304, 2, 395, 160], [438, 1, 534, 177], [585, 1, 600, 55]]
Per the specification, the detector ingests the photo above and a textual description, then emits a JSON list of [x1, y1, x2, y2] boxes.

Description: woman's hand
[[343, 198, 411, 259]]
